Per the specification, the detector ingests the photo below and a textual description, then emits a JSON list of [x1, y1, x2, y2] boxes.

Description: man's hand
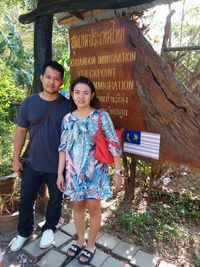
[[57, 174, 65, 192], [12, 158, 23, 176]]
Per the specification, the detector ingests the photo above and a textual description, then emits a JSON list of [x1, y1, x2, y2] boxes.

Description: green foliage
[[0, 59, 24, 120], [0, 59, 24, 176], [195, 256, 200, 267], [115, 189, 200, 244], [171, 2, 200, 46], [58, 55, 70, 91], [53, 19, 69, 60], [0, 14, 33, 89], [0, 122, 15, 176]]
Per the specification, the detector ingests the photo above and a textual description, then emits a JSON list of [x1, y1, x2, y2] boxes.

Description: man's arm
[[12, 126, 28, 174]]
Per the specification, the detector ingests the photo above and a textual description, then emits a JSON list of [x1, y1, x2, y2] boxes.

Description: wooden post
[[33, 14, 53, 92], [124, 156, 137, 203]]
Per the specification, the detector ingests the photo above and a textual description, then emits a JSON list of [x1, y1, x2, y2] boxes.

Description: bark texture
[[123, 19, 200, 168]]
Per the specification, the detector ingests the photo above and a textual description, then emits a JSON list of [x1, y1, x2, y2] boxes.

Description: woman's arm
[[57, 151, 66, 192], [112, 156, 123, 193]]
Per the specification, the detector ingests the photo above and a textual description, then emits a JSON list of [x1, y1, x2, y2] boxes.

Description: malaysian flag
[[123, 129, 161, 160]]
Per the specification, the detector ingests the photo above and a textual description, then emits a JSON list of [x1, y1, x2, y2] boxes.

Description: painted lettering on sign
[[71, 20, 125, 49], [69, 18, 142, 128]]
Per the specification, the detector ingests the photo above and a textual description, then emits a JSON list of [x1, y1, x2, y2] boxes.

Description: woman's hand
[[56, 174, 65, 192], [112, 173, 122, 193]]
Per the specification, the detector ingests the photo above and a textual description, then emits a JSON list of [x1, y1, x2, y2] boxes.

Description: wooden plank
[[163, 45, 200, 52], [58, 9, 112, 25], [19, 0, 157, 24]]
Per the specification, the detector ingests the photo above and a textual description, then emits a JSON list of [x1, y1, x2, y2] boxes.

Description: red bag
[[93, 109, 123, 164]]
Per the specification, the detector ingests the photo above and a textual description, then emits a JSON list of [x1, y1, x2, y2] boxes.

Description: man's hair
[[42, 61, 64, 79]]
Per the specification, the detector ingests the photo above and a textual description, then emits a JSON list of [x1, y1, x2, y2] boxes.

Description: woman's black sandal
[[66, 244, 85, 261], [78, 248, 96, 265]]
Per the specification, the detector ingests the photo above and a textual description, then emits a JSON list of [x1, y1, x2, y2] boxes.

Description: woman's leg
[[68, 200, 86, 256], [78, 199, 101, 263], [86, 199, 101, 250]]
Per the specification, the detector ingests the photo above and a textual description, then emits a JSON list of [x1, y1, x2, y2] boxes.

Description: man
[[10, 61, 71, 252]]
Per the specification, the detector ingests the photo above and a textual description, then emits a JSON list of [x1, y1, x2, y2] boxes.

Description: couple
[[11, 61, 123, 265]]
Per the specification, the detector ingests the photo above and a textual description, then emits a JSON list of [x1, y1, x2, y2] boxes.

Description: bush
[[0, 59, 25, 175]]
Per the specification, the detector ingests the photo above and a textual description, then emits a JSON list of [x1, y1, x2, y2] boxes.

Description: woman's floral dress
[[59, 109, 122, 201]]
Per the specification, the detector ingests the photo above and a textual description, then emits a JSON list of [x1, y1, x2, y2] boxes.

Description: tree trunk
[[33, 14, 53, 92], [124, 157, 137, 202], [121, 19, 200, 168], [161, 9, 175, 50]]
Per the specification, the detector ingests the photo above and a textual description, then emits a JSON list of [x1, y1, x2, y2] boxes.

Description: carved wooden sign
[[69, 18, 145, 130], [69, 17, 200, 167]]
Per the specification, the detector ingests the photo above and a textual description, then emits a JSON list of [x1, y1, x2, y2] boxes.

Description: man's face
[[40, 66, 63, 95]]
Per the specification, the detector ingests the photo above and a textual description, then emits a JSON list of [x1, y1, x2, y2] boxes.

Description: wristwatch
[[115, 168, 124, 176]]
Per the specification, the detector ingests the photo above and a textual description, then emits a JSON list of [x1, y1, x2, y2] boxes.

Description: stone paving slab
[[61, 243, 109, 266], [36, 249, 67, 267], [61, 240, 75, 254], [130, 250, 159, 267], [96, 233, 121, 251], [61, 221, 76, 237], [101, 256, 131, 267], [90, 248, 109, 267], [23, 238, 51, 260], [65, 259, 91, 267], [111, 240, 139, 261], [53, 230, 72, 248], [158, 260, 177, 267]]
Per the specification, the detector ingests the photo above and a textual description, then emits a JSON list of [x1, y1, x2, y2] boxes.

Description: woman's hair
[[70, 76, 101, 111]]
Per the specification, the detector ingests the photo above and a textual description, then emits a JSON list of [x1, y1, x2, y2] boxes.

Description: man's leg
[[11, 164, 43, 252], [42, 172, 63, 232], [18, 163, 43, 237], [39, 172, 63, 249]]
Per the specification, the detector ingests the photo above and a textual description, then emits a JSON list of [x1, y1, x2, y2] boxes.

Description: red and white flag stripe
[[123, 132, 161, 160]]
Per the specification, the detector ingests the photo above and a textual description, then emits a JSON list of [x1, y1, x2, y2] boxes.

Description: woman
[[57, 76, 123, 265]]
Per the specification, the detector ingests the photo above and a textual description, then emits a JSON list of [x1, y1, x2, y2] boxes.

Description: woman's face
[[71, 83, 94, 109]]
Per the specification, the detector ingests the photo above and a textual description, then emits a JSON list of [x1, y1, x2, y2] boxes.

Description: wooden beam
[[68, 12, 84, 21], [163, 45, 200, 52], [58, 9, 112, 25], [19, 0, 155, 24]]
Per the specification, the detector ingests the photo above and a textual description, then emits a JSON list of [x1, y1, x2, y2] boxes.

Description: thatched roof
[[19, 0, 180, 24]]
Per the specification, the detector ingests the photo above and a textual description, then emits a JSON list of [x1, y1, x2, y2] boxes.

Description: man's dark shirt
[[16, 93, 70, 172]]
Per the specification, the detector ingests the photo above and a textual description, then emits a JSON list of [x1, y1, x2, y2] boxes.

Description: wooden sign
[[69, 18, 145, 130], [69, 17, 200, 167]]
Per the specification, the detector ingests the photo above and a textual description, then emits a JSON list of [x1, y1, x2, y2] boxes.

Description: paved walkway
[[1, 220, 176, 267]]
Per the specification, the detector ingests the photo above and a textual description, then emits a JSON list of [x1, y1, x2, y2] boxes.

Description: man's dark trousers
[[18, 163, 63, 237]]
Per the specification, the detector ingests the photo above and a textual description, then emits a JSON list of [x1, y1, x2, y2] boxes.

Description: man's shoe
[[10, 235, 29, 252], [39, 229, 54, 249]]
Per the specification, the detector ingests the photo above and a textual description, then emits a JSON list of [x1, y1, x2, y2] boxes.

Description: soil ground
[[0, 167, 199, 266]]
